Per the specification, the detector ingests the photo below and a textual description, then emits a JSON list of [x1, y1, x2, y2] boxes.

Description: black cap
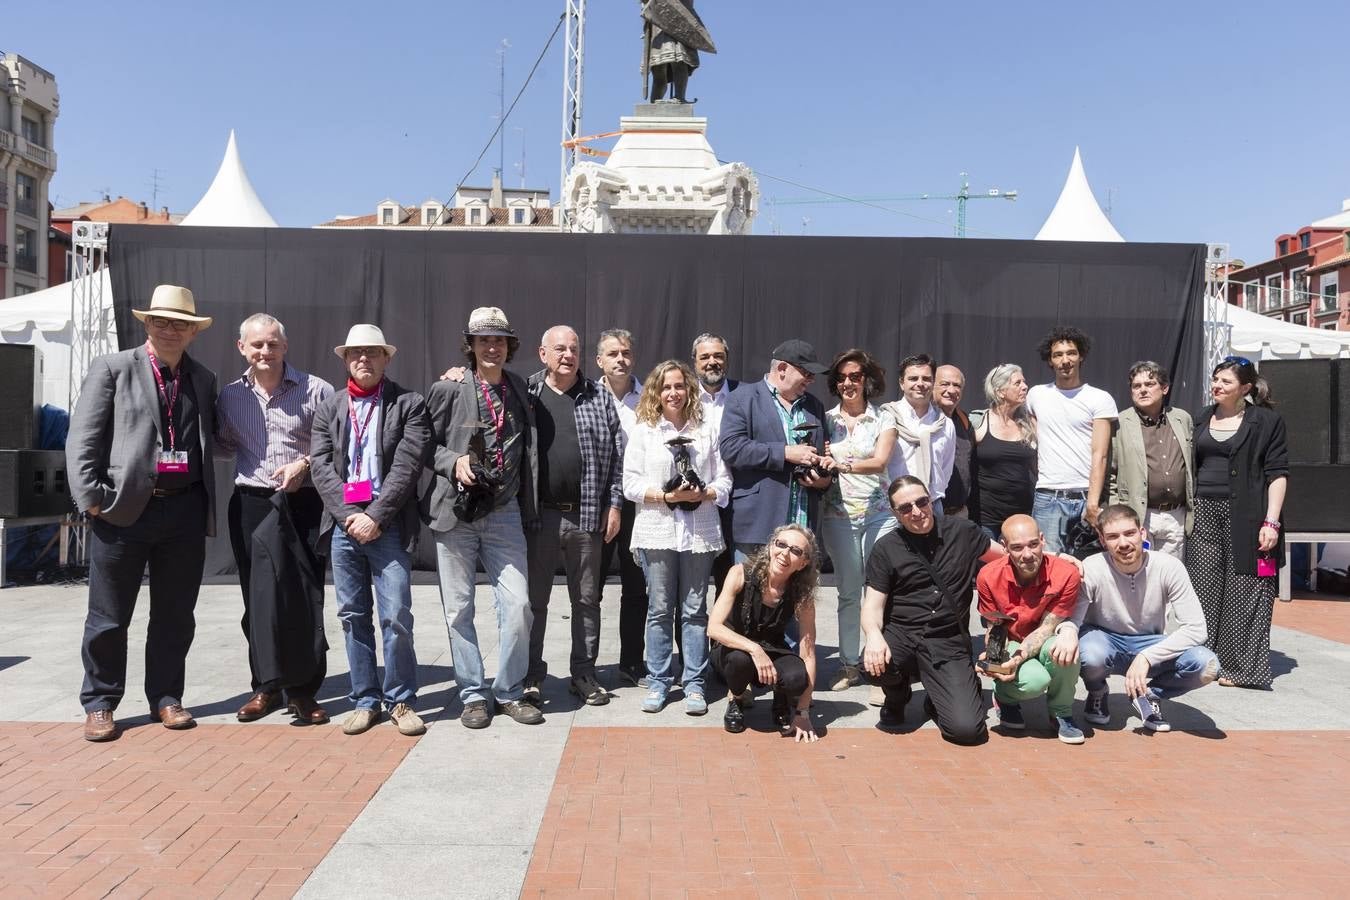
[[771, 339, 828, 375]]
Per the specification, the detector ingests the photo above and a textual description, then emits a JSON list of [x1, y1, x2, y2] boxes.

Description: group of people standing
[[66, 286, 1289, 748]]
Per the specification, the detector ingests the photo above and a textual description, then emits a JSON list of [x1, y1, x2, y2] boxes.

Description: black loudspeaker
[[0, 345, 43, 451], [1283, 464, 1350, 533], [1258, 359, 1339, 465], [0, 450, 69, 518], [1337, 360, 1350, 465]]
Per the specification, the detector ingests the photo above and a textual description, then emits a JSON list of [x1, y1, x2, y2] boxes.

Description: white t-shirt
[[1026, 382, 1118, 490]]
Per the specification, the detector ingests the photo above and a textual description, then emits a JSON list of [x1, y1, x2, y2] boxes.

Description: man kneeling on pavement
[[1075, 504, 1219, 732], [975, 514, 1085, 743]]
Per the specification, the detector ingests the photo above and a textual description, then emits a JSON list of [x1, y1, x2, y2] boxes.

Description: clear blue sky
[[10, 1, 1349, 262]]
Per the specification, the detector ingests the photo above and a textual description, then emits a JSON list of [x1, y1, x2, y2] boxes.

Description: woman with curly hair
[[707, 524, 820, 741], [623, 359, 730, 715]]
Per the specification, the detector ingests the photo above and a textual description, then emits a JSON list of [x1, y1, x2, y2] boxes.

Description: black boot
[[723, 693, 747, 734]]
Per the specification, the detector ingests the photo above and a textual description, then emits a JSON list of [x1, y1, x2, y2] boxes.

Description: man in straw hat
[[422, 306, 543, 729], [310, 324, 431, 737], [67, 284, 218, 742]]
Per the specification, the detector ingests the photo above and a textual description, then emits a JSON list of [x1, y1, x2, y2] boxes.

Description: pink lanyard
[[479, 377, 509, 470], [347, 384, 382, 480], [144, 342, 182, 451]]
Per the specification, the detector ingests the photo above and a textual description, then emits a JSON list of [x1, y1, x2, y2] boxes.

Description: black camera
[[789, 423, 828, 482]]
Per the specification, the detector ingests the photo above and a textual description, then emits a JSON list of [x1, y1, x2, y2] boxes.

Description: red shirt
[[976, 554, 1080, 641]]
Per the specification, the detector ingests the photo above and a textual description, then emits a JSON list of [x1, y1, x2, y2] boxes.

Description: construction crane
[[768, 173, 1017, 237]]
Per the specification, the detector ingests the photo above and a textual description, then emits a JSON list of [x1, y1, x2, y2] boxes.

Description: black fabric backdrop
[[108, 225, 1206, 575]]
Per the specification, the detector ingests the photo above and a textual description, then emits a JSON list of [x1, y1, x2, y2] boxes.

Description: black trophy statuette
[[663, 435, 706, 511], [453, 421, 505, 523], [981, 612, 1019, 676], [790, 423, 827, 482]]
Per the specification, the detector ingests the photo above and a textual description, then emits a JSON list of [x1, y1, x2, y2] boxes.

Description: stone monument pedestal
[[564, 103, 758, 235]]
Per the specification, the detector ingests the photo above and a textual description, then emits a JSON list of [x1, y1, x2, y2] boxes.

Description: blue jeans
[[331, 525, 418, 710], [1078, 625, 1218, 699], [1032, 491, 1086, 554], [433, 501, 531, 705], [642, 549, 715, 695], [819, 510, 896, 666]]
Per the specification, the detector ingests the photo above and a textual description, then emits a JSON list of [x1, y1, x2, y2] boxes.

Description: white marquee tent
[[1035, 147, 1125, 242], [1220, 303, 1350, 360], [180, 130, 279, 228]]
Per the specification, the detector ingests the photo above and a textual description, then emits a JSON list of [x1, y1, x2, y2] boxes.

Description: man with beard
[[691, 333, 740, 593]]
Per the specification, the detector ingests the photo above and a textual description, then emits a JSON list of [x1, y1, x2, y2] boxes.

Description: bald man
[[975, 514, 1086, 743], [934, 365, 975, 519], [524, 325, 624, 709]]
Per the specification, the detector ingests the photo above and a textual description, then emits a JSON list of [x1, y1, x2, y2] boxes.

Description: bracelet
[[1262, 520, 1281, 531]]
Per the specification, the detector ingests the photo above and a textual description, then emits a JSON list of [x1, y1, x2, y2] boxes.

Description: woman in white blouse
[[623, 360, 731, 716]]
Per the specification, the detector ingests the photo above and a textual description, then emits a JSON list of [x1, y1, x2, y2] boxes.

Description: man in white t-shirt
[[882, 353, 956, 509], [1025, 327, 1117, 553]]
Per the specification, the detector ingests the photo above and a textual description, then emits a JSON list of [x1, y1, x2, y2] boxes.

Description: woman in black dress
[[708, 524, 820, 741], [973, 364, 1038, 539]]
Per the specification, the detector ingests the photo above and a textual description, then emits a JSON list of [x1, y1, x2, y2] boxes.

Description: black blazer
[[1193, 404, 1289, 575]]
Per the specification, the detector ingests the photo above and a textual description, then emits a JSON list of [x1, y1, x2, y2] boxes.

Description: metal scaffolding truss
[[69, 221, 114, 411], [559, 0, 586, 233], [1203, 242, 1232, 380]]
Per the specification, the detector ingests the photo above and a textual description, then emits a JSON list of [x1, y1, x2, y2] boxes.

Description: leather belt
[[541, 502, 578, 512], [1150, 501, 1185, 512], [1035, 488, 1086, 499], [151, 485, 193, 498], [235, 484, 277, 498]]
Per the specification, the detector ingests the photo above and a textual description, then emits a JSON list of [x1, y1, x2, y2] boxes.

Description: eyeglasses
[[771, 538, 806, 559], [1223, 355, 1253, 367], [892, 495, 932, 515], [148, 316, 194, 332], [345, 346, 385, 359], [835, 371, 865, 384]]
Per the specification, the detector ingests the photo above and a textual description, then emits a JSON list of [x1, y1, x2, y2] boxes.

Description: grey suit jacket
[[310, 379, 431, 553], [66, 345, 218, 534], [1108, 406, 1195, 533], [420, 370, 538, 532]]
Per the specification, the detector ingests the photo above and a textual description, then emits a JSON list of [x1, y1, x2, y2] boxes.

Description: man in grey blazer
[[66, 285, 218, 742], [1107, 361, 1194, 560], [310, 324, 431, 738], [422, 307, 542, 730]]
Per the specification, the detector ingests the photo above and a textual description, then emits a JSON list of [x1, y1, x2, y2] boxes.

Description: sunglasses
[[1223, 355, 1253, 367], [771, 538, 806, 559], [892, 495, 932, 515], [835, 371, 865, 384], [148, 316, 194, 332]]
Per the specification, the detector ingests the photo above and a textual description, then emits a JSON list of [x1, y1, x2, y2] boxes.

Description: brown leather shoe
[[84, 709, 117, 742], [151, 703, 195, 730], [287, 695, 329, 725], [237, 691, 281, 722]]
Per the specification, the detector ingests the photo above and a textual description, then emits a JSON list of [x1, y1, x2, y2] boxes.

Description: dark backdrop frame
[[108, 225, 1206, 574]]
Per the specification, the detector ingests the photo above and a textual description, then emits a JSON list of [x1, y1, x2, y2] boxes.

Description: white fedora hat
[[334, 324, 397, 360], [132, 284, 213, 330]]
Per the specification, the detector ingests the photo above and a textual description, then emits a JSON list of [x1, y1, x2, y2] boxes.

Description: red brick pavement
[[522, 727, 1350, 898], [0, 722, 416, 898], [1276, 596, 1350, 646]]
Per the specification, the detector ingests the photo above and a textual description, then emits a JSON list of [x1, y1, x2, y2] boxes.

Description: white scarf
[[882, 400, 944, 488]]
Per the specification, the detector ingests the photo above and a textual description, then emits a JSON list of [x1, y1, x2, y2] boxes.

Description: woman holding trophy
[[623, 360, 731, 715]]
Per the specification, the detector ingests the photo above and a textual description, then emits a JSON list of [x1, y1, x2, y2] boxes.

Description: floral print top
[[824, 402, 897, 523]]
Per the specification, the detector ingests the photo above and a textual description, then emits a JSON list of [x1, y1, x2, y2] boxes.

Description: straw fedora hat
[[132, 285, 213, 330], [464, 306, 515, 337], [334, 324, 397, 360]]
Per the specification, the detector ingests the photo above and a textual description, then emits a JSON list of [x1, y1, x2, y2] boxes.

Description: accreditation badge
[[157, 451, 189, 473], [343, 480, 373, 503]]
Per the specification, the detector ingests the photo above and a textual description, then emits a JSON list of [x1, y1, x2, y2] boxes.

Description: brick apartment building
[[48, 196, 182, 283], [316, 173, 554, 231], [1227, 199, 1350, 331]]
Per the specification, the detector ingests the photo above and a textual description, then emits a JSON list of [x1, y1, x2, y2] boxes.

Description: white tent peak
[[1035, 146, 1124, 242], [181, 130, 279, 228]]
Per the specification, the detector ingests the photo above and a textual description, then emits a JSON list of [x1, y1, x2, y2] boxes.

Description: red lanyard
[[347, 383, 382, 480], [479, 377, 509, 470], [144, 342, 182, 451]]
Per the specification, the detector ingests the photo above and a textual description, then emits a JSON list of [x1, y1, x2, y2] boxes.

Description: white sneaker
[[1133, 694, 1170, 732], [390, 703, 426, 736]]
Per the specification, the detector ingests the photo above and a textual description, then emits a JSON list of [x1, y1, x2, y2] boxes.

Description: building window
[[1278, 239, 1288, 256], [1322, 272, 1340, 314], [1299, 232, 1311, 250], [424, 207, 440, 225], [1291, 266, 1309, 306], [1264, 273, 1283, 309], [12, 284, 33, 296], [469, 207, 482, 225], [1242, 283, 1259, 311], [381, 207, 394, 225], [1291, 311, 1308, 326], [512, 207, 527, 225], [15, 172, 37, 218], [1325, 323, 1339, 330], [21, 117, 42, 147], [15, 225, 37, 273]]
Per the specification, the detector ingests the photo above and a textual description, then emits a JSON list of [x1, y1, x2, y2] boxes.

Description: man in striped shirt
[[216, 313, 334, 726]]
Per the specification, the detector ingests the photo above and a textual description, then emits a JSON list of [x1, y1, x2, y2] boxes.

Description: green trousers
[[993, 636, 1080, 718]]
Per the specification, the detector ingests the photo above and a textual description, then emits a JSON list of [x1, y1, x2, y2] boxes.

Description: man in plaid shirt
[[525, 326, 624, 707]]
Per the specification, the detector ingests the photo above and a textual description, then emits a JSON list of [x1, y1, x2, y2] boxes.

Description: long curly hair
[[635, 360, 705, 427], [743, 524, 820, 618]]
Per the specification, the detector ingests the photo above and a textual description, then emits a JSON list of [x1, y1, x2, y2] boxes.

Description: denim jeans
[[1078, 625, 1217, 699], [433, 500, 532, 705], [331, 525, 418, 710], [1032, 491, 1086, 554], [819, 510, 896, 666], [642, 549, 715, 695]]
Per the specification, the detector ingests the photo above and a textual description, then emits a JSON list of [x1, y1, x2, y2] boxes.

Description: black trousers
[[597, 500, 648, 669], [711, 644, 808, 705], [227, 486, 326, 696], [876, 619, 987, 746], [80, 487, 207, 713], [711, 505, 736, 598]]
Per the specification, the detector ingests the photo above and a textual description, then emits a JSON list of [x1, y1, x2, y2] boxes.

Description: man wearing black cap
[[719, 339, 835, 560]]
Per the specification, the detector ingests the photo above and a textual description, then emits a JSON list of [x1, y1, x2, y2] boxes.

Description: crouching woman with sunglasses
[[707, 524, 821, 741]]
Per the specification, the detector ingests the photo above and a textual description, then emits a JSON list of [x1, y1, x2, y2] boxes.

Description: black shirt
[[865, 516, 991, 630], [945, 409, 975, 512], [474, 376, 528, 509], [1193, 424, 1233, 498], [153, 359, 203, 489], [536, 379, 583, 505]]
